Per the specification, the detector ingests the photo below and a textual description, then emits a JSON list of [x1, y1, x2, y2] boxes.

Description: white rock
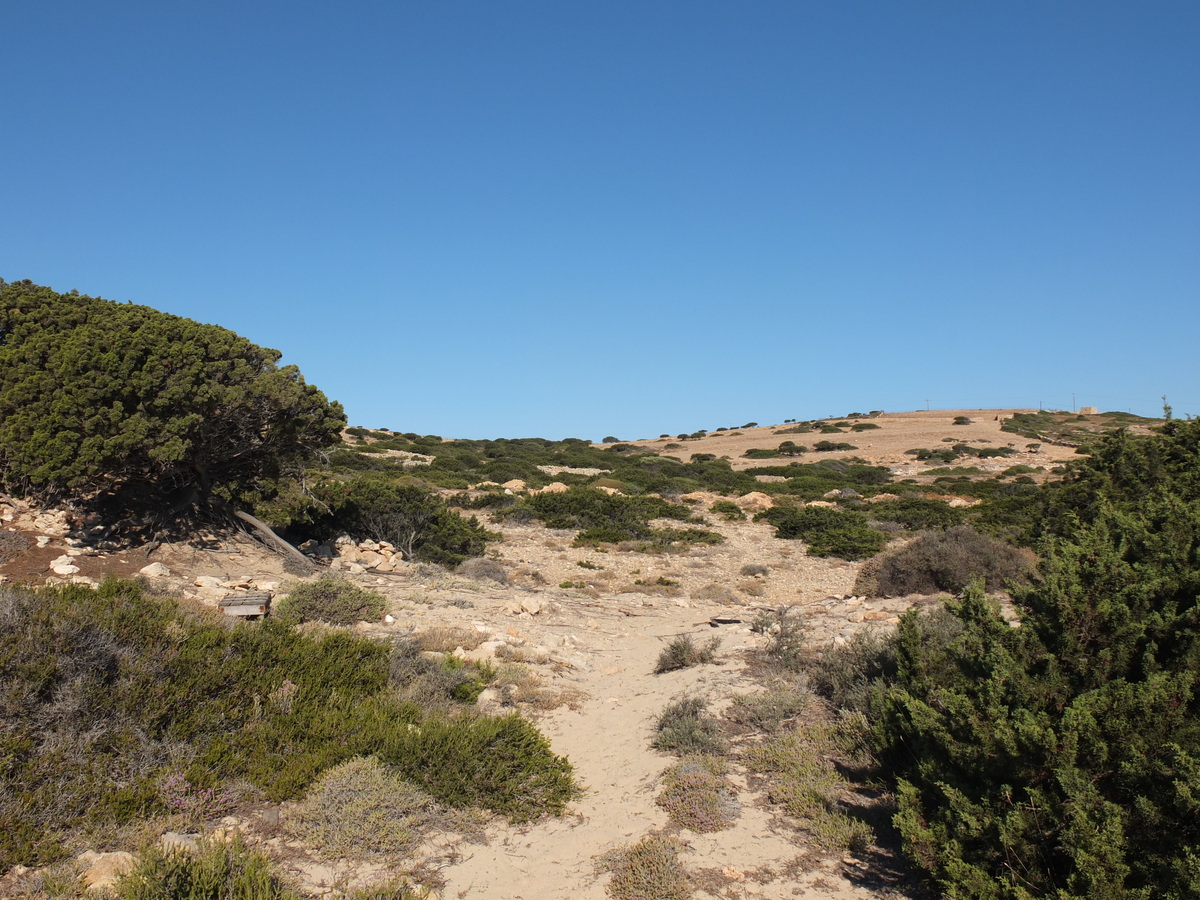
[[359, 539, 380, 552], [36, 535, 51, 548], [521, 598, 544, 615], [384, 614, 396, 624], [358, 550, 385, 568], [255, 581, 281, 593], [51, 554, 76, 567], [139, 562, 171, 578], [51, 563, 81, 576], [71, 575, 99, 587], [347, 563, 366, 575], [194, 576, 225, 589]]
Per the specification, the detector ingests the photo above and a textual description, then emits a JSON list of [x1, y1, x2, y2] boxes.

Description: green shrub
[[866, 497, 966, 531], [813, 440, 857, 452], [759, 505, 886, 560], [742, 447, 780, 459], [276, 576, 387, 625], [114, 835, 302, 900], [850, 422, 880, 431], [381, 713, 578, 822], [654, 636, 721, 674], [856, 525, 1034, 595], [651, 698, 726, 756], [710, 500, 745, 521], [952, 415, 972, 425], [742, 726, 872, 854]]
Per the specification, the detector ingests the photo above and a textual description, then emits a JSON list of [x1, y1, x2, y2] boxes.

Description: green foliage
[[114, 835, 302, 900], [321, 475, 495, 565], [866, 496, 966, 530], [742, 723, 872, 853], [709, 500, 745, 521], [813, 440, 857, 452], [275, 576, 387, 625], [952, 415, 972, 425], [759, 505, 886, 560], [501, 486, 708, 549], [0, 281, 345, 511], [0, 579, 577, 869], [861, 418, 1200, 898]]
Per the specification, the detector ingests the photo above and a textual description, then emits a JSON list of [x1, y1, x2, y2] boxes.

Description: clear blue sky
[[4, 1, 1197, 440]]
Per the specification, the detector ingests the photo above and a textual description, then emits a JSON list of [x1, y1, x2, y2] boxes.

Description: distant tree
[[0, 281, 345, 529]]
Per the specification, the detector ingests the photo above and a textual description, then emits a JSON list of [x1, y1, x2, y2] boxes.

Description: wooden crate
[[218, 591, 272, 618]]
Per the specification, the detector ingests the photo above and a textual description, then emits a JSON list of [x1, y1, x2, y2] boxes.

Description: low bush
[[742, 447, 780, 459], [739, 563, 769, 577], [652, 697, 726, 756], [865, 496, 965, 531], [656, 757, 737, 832], [857, 525, 1035, 596], [952, 415, 972, 425], [0, 579, 576, 869], [601, 834, 691, 900], [456, 557, 508, 584], [288, 756, 451, 858], [742, 725, 872, 854], [727, 683, 809, 732], [752, 605, 808, 672], [759, 505, 886, 560], [710, 500, 745, 521], [114, 835, 301, 900], [276, 576, 387, 625], [813, 440, 857, 452], [654, 635, 721, 674]]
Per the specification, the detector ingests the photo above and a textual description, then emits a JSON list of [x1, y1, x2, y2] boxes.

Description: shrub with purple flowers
[[655, 757, 737, 833], [157, 772, 238, 825]]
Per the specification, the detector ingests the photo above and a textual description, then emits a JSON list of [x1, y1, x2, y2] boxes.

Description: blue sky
[[3, 1, 1197, 439]]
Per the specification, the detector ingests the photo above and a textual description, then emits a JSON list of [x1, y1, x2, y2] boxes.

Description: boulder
[[735, 491, 775, 512], [502, 479, 528, 492], [139, 562, 171, 578], [78, 850, 136, 893], [534, 481, 569, 494]]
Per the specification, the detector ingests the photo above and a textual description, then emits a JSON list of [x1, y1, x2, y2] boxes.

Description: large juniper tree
[[872, 416, 1200, 899], [0, 280, 345, 526]]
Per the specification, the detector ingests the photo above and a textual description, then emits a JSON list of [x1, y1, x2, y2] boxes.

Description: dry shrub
[[652, 697, 726, 756], [727, 682, 810, 733], [414, 626, 485, 652], [736, 580, 765, 597], [654, 635, 720, 674], [857, 526, 1035, 596], [456, 557, 508, 585], [288, 756, 465, 858], [692, 583, 737, 604], [739, 563, 770, 577], [600, 834, 691, 900]]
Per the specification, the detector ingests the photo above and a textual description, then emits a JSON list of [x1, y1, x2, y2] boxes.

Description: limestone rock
[[735, 491, 775, 512], [502, 479, 527, 492], [78, 850, 136, 893], [139, 562, 171, 578]]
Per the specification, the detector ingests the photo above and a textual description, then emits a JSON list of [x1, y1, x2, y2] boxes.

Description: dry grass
[[414, 625, 486, 652], [599, 834, 692, 900]]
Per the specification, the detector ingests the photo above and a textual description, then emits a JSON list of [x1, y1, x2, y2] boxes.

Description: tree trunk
[[227, 507, 317, 575]]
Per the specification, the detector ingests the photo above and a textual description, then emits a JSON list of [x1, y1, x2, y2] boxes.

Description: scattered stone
[[139, 562, 171, 578]]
